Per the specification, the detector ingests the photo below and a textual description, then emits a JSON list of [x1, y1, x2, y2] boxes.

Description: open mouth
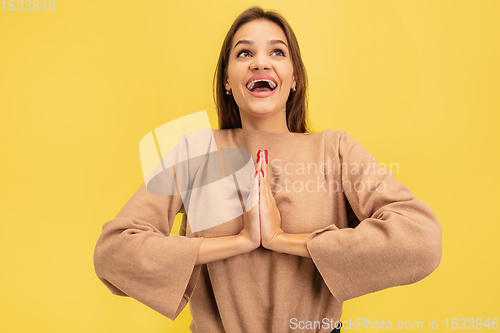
[[246, 79, 277, 92]]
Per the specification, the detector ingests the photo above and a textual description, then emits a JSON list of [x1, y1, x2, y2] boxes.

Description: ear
[[292, 75, 297, 90], [224, 77, 231, 91]]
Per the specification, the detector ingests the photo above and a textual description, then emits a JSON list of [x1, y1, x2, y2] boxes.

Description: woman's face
[[225, 19, 296, 122]]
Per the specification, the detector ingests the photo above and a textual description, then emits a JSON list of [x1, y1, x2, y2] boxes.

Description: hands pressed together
[[195, 149, 310, 265], [240, 149, 285, 251]]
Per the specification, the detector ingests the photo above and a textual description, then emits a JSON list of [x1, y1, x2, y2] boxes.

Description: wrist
[[262, 229, 285, 250], [238, 231, 260, 252], [264, 232, 312, 258]]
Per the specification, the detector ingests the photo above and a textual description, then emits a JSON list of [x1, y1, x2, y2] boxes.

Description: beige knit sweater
[[93, 128, 442, 332]]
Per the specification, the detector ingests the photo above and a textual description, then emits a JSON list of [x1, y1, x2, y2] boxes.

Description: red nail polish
[[261, 170, 264, 177], [264, 149, 268, 157], [257, 155, 260, 163], [265, 156, 268, 164], [257, 150, 261, 157], [254, 170, 258, 177]]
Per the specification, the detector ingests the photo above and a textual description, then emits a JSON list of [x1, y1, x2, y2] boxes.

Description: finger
[[249, 158, 259, 211], [248, 150, 260, 211], [256, 149, 263, 188], [258, 149, 266, 216], [261, 149, 271, 199], [258, 149, 263, 192]]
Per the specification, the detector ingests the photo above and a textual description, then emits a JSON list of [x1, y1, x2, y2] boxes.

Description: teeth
[[246, 79, 277, 91]]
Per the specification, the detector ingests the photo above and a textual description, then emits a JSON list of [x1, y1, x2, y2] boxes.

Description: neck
[[240, 110, 290, 134]]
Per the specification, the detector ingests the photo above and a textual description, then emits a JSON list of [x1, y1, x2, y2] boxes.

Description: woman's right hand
[[238, 151, 262, 251], [195, 152, 262, 265]]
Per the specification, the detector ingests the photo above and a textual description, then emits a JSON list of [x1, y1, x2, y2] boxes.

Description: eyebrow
[[233, 39, 288, 49]]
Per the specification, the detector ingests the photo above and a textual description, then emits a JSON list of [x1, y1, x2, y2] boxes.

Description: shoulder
[[315, 128, 344, 138], [312, 129, 371, 159], [320, 129, 365, 148], [211, 128, 233, 143], [307, 129, 348, 154], [305, 128, 346, 138]]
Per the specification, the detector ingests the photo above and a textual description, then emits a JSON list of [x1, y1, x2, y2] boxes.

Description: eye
[[237, 49, 251, 58], [272, 48, 286, 57]]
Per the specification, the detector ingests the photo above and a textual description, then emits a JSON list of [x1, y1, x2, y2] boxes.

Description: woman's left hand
[[257, 149, 285, 249]]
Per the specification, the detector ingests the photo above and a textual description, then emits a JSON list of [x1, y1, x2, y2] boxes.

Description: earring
[[292, 84, 297, 92], [226, 89, 231, 95]]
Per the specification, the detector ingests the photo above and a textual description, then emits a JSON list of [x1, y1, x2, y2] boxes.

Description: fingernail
[[264, 149, 268, 157], [257, 155, 260, 163], [254, 170, 258, 177], [265, 156, 268, 164], [261, 170, 265, 177]]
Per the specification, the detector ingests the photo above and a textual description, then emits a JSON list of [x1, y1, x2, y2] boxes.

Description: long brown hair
[[213, 6, 311, 133]]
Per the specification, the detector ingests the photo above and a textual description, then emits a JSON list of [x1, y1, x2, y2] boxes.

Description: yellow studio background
[[0, 0, 498, 332]]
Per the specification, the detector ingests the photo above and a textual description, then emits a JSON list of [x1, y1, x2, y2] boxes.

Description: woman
[[93, 6, 442, 333]]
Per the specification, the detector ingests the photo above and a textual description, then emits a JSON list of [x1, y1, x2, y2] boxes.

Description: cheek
[[277, 64, 294, 84], [226, 65, 243, 86]]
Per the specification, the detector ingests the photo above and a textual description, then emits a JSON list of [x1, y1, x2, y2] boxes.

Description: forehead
[[232, 19, 287, 47]]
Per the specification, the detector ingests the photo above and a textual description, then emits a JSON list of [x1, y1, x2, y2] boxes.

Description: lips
[[245, 74, 278, 98]]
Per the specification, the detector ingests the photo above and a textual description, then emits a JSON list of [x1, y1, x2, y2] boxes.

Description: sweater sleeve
[[306, 130, 442, 302], [93, 180, 203, 320]]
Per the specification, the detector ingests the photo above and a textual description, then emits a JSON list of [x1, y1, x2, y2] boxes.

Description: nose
[[251, 53, 270, 71]]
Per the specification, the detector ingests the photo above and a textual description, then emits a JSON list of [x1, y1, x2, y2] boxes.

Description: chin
[[251, 99, 283, 111]]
